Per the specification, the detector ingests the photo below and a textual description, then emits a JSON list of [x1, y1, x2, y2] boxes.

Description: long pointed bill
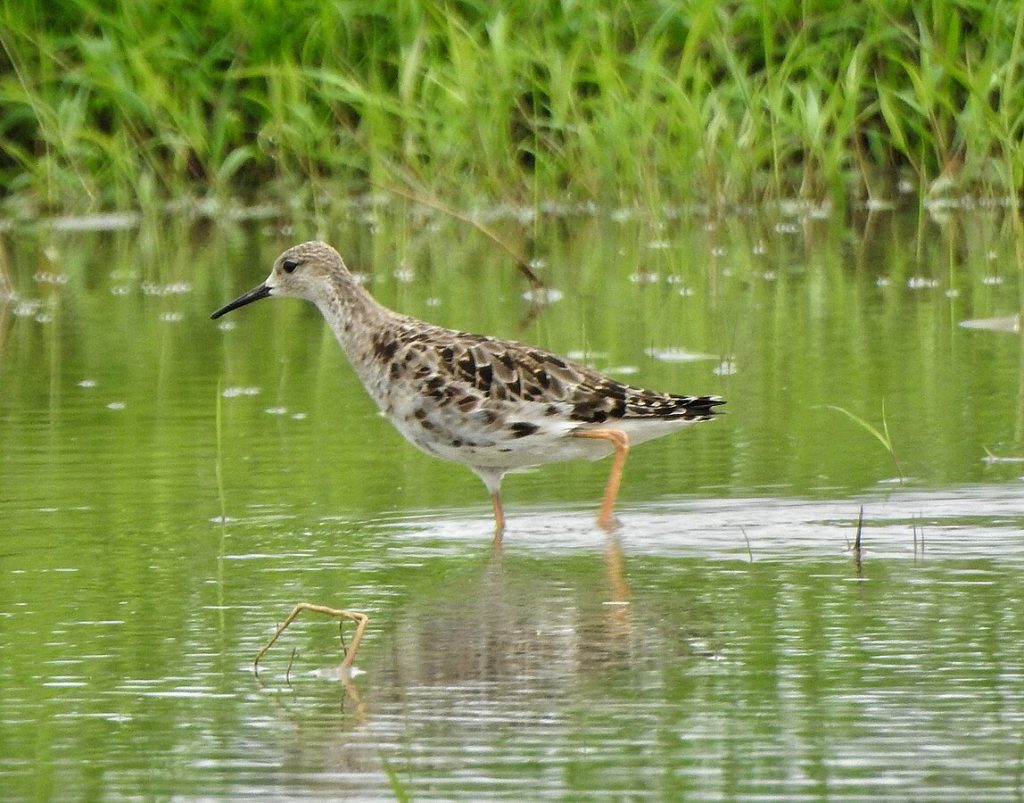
[[211, 283, 272, 319]]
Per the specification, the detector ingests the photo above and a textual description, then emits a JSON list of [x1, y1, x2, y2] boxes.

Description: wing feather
[[398, 325, 724, 424]]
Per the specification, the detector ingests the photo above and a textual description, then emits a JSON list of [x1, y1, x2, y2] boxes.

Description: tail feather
[[669, 394, 726, 420]]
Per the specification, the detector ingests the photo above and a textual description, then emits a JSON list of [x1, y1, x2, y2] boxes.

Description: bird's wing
[[405, 326, 724, 424]]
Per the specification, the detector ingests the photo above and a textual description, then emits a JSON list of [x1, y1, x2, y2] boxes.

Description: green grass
[[824, 403, 904, 482], [2, 0, 1024, 214]]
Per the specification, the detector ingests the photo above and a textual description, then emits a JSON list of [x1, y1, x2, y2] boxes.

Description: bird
[[212, 241, 724, 539]]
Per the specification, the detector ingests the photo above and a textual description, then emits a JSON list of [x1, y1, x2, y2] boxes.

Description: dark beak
[[211, 283, 272, 319]]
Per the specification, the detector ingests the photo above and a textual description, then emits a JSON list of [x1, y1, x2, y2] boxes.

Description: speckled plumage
[[212, 241, 724, 536]]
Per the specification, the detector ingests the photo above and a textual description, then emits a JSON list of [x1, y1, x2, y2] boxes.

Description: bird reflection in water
[[377, 534, 635, 687]]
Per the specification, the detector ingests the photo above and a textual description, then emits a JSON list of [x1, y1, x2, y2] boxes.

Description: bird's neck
[[313, 275, 400, 370]]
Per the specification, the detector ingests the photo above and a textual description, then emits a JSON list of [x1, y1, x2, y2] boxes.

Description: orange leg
[[491, 491, 506, 544], [573, 428, 630, 530]]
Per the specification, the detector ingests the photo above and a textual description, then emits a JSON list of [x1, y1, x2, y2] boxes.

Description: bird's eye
[[282, 259, 299, 274]]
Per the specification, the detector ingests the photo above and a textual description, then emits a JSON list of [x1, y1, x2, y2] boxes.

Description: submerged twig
[[740, 526, 753, 562], [254, 602, 370, 676], [852, 506, 864, 574], [286, 647, 297, 685]]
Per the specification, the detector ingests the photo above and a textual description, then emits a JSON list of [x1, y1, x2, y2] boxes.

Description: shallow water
[[2, 206, 1024, 799]]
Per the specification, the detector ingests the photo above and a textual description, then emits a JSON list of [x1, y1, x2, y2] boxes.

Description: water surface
[[1, 206, 1023, 799]]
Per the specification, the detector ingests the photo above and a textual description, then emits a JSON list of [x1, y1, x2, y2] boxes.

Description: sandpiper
[[212, 241, 723, 537]]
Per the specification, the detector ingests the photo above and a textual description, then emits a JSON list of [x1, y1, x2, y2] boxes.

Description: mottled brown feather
[[389, 322, 723, 425]]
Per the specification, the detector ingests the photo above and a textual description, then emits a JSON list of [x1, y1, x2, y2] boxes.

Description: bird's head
[[211, 241, 349, 319]]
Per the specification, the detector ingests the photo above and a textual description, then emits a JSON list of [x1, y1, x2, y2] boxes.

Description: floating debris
[[865, 198, 896, 211], [141, 281, 193, 296], [566, 350, 608, 362], [521, 287, 563, 304], [713, 359, 737, 376], [958, 315, 1020, 333], [628, 272, 660, 285], [982, 449, 1024, 464], [45, 212, 140, 232], [33, 271, 68, 285], [644, 347, 718, 363], [222, 386, 261, 398], [13, 300, 42, 317]]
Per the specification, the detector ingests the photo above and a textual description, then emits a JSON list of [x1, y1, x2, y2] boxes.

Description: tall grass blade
[[823, 404, 904, 482]]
